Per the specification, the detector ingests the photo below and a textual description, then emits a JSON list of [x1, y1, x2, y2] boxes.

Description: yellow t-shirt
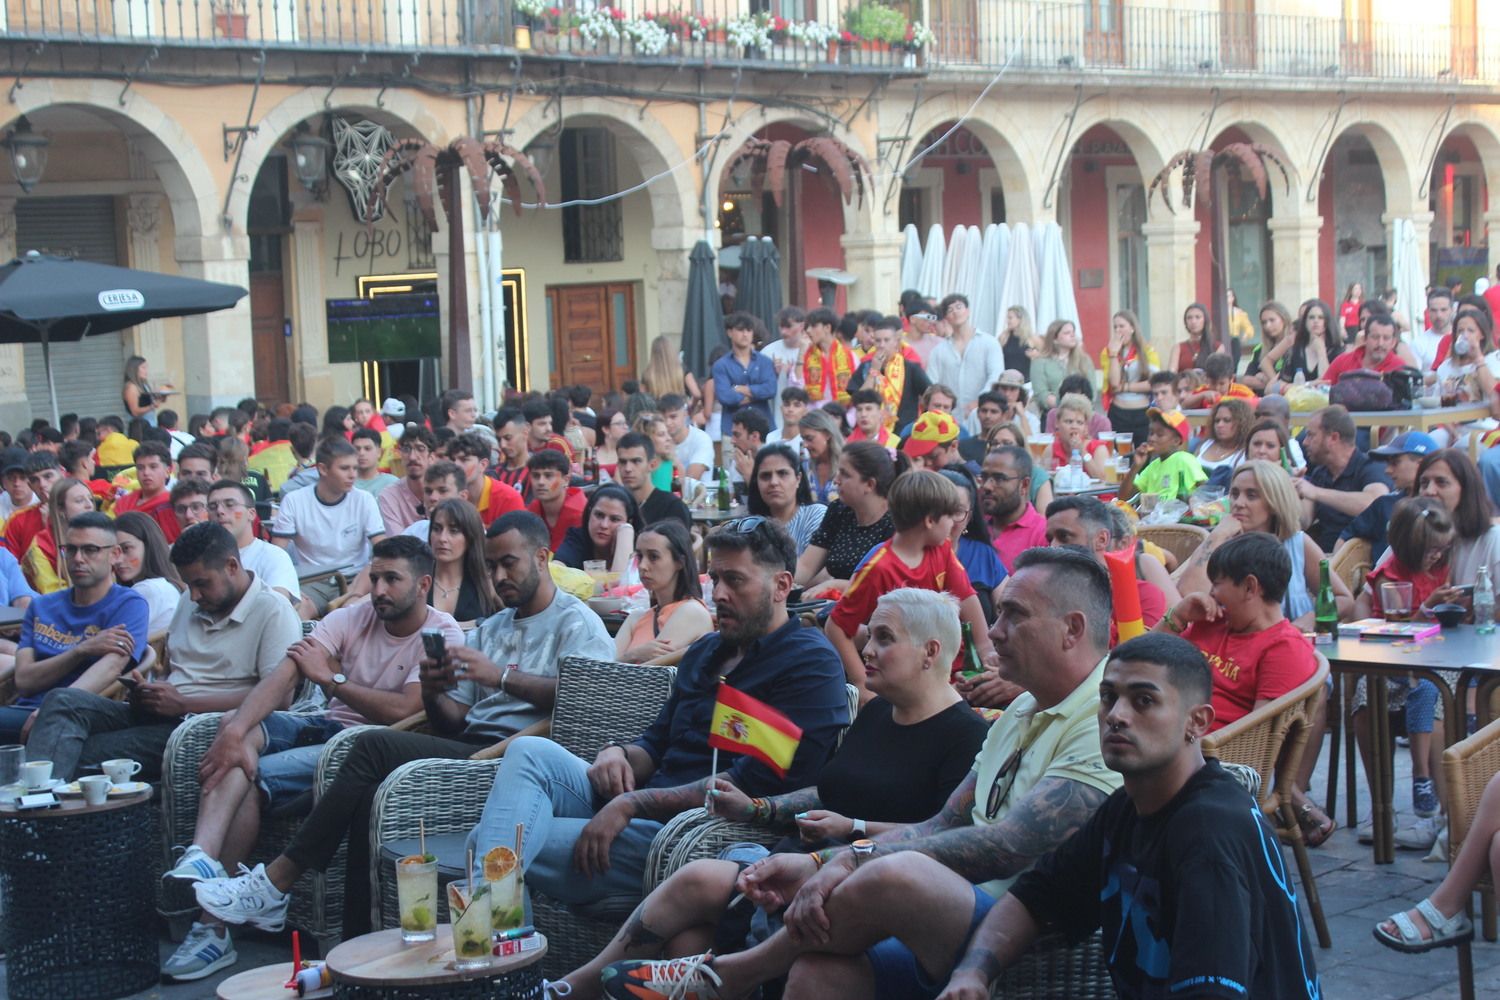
[[248, 441, 299, 493], [96, 432, 139, 469], [969, 657, 1122, 899]]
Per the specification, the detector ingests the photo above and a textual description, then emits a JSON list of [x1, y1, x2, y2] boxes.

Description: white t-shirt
[[765, 427, 803, 456], [402, 520, 430, 543], [270, 486, 385, 570], [761, 339, 805, 431], [675, 426, 715, 480], [240, 537, 301, 600], [133, 576, 183, 634], [1410, 327, 1449, 371]]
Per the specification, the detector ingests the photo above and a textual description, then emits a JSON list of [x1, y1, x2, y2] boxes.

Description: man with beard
[[191, 512, 613, 953], [467, 516, 848, 920], [979, 446, 1047, 572], [163, 533, 461, 980]]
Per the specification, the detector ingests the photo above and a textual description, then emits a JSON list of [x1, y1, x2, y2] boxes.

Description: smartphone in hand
[[420, 628, 447, 662]]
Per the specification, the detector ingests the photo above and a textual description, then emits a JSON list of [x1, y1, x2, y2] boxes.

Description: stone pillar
[[840, 230, 904, 313], [125, 194, 168, 373], [1142, 216, 1201, 361], [651, 226, 699, 347], [0, 199, 29, 430], [174, 233, 254, 415], [1268, 214, 1323, 312], [1483, 209, 1500, 284], [288, 206, 335, 408]]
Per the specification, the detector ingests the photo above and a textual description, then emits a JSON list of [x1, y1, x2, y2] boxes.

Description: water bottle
[[1293, 369, 1306, 387], [1069, 448, 1084, 488], [1475, 566, 1495, 634]]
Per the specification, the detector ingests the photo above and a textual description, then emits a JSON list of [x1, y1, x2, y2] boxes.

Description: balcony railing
[[0, 2, 1495, 85]]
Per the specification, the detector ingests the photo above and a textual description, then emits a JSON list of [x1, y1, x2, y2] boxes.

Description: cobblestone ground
[[6, 733, 1496, 999]]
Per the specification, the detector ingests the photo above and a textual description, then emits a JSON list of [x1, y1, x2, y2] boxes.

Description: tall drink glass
[[395, 856, 438, 943], [451, 886, 493, 970]]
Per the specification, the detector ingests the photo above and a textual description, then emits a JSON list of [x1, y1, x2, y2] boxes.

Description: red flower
[[547, 6, 559, 15], [840, 29, 855, 42]]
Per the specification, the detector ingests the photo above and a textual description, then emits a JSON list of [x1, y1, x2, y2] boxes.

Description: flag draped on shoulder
[[708, 684, 803, 778]]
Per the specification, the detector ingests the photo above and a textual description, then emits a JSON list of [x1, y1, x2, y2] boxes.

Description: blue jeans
[[466, 735, 663, 907], [256, 712, 344, 806]]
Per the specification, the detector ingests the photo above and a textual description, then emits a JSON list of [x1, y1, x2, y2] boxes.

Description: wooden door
[[1220, 0, 1256, 71], [928, 0, 978, 63], [249, 272, 289, 403], [1342, 0, 1373, 75], [1452, 0, 1477, 79], [547, 283, 637, 392], [1084, 0, 1124, 66]]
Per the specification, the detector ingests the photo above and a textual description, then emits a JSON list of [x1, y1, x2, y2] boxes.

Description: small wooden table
[[218, 962, 332, 1000], [325, 926, 547, 999], [690, 504, 748, 524]]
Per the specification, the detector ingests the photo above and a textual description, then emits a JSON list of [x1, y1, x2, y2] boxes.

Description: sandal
[[1297, 803, 1336, 847], [1373, 898, 1473, 954]]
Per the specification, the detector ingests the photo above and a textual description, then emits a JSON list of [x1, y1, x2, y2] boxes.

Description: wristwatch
[[330, 673, 348, 688], [851, 839, 876, 868]]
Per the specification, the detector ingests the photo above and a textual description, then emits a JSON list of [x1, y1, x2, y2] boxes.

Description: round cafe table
[[325, 926, 547, 999], [218, 962, 332, 999], [0, 789, 156, 1000]]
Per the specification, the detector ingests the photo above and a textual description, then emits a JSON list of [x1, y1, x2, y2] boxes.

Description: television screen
[[326, 293, 441, 364]]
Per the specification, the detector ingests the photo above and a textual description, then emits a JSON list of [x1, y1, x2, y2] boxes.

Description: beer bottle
[[716, 463, 732, 513], [960, 621, 985, 679], [583, 447, 599, 485], [1315, 558, 1338, 644]]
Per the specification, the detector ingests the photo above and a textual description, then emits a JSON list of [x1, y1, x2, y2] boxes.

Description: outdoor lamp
[[2, 117, 49, 194], [288, 123, 332, 193]]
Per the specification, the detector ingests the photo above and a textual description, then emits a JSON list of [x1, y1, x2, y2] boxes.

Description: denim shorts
[[256, 712, 345, 806], [866, 885, 997, 1000]]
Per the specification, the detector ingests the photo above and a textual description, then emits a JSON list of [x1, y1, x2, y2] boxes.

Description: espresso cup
[[101, 759, 141, 785], [21, 760, 53, 788], [78, 775, 111, 806]]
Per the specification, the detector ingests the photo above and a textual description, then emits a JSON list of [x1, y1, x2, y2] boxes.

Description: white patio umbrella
[[1390, 218, 1428, 343], [998, 222, 1039, 328], [899, 224, 924, 293], [942, 224, 968, 299], [1033, 221, 1082, 334], [917, 224, 946, 298], [970, 223, 1004, 336], [958, 225, 985, 303]]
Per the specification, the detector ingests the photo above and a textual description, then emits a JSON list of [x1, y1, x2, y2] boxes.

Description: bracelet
[[749, 797, 771, 824], [809, 850, 827, 869], [500, 665, 514, 695], [1163, 604, 1183, 633], [851, 817, 867, 836]]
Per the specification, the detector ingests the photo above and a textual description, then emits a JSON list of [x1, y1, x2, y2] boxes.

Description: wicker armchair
[[1139, 524, 1208, 575], [1441, 716, 1500, 1000], [368, 656, 679, 978], [1330, 538, 1371, 597], [159, 711, 376, 952], [988, 931, 1111, 999], [1200, 654, 1332, 948]]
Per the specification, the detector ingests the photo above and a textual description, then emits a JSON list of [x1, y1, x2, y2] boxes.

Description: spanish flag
[[1104, 547, 1145, 641], [708, 684, 803, 778]]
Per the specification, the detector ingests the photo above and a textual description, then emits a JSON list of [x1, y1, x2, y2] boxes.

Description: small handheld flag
[[708, 684, 804, 778], [1104, 547, 1145, 641]]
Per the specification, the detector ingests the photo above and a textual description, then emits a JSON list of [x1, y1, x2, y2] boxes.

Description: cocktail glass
[[451, 884, 493, 971], [489, 868, 525, 934], [395, 855, 438, 943]]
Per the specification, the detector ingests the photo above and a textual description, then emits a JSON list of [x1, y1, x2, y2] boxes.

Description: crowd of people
[[10, 277, 1500, 996]]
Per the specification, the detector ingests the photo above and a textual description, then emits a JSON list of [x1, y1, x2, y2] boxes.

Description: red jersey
[[847, 425, 894, 447], [3, 505, 44, 559], [115, 489, 182, 543], [1323, 345, 1406, 383], [528, 486, 587, 553], [477, 476, 525, 528], [831, 539, 974, 639], [1179, 617, 1316, 730]]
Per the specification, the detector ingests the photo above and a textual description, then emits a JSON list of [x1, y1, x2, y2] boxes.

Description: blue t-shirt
[[15, 584, 150, 708], [957, 536, 1008, 592], [0, 548, 38, 608]]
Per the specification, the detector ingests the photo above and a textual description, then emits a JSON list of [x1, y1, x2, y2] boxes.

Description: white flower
[[725, 15, 772, 49], [577, 7, 622, 46], [786, 20, 839, 48], [514, 0, 548, 18], [624, 18, 671, 56]]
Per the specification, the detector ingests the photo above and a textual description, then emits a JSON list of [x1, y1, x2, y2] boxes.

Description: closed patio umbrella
[[680, 240, 728, 385], [900, 224, 923, 292]]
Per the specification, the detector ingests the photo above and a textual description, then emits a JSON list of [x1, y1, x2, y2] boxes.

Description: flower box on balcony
[[214, 11, 249, 39]]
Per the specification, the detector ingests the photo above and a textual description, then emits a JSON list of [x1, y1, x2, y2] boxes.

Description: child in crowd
[[846, 389, 894, 447], [766, 387, 809, 451], [826, 470, 995, 701], [1122, 407, 1207, 503], [1182, 353, 1259, 409]]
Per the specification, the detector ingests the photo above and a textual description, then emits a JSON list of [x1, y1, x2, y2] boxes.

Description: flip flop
[[1297, 803, 1336, 848], [1373, 898, 1473, 954]]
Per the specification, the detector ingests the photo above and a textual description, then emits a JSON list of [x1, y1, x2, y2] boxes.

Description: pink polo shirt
[[991, 504, 1048, 572]]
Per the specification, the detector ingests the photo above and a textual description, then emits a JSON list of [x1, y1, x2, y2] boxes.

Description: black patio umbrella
[[739, 236, 783, 340], [0, 251, 248, 424], [680, 240, 728, 385], [737, 236, 764, 326]]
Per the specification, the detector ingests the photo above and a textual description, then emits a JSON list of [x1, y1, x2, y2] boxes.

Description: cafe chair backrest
[[550, 656, 677, 763]]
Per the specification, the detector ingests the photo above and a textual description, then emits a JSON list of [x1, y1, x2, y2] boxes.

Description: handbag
[[1329, 369, 1395, 411]]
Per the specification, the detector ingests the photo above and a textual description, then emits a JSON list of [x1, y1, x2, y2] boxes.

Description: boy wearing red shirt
[[448, 433, 522, 527], [828, 469, 996, 702], [1155, 531, 1315, 729], [525, 449, 586, 553], [1180, 353, 1259, 409], [845, 389, 894, 447], [114, 440, 182, 543], [3, 451, 64, 559]]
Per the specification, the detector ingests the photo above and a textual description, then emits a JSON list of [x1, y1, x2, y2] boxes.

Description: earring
[[1185, 733, 1196, 744]]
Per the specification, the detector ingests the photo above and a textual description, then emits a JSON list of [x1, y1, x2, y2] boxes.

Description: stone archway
[[1319, 122, 1416, 314], [1429, 119, 1500, 288]]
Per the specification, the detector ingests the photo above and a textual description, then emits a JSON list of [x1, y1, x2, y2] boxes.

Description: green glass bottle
[[716, 464, 732, 513], [960, 621, 985, 679], [1315, 558, 1338, 644]]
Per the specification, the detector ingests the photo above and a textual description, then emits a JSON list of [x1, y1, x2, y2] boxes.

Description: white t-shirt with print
[[270, 486, 385, 570]]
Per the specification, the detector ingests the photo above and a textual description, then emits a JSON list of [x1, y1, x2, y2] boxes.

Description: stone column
[[1142, 216, 1201, 361], [651, 225, 700, 347], [0, 198, 29, 430], [1483, 209, 1500, 283], [1268, 214, 1323, 312], [288, 206, 335, 408], [173, 232, 254, 415], [840, 231, 904, 313], [125, 193, 168, 373]]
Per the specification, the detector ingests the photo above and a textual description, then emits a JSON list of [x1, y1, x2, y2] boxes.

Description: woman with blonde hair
[[1000, 305, 1038, 376], [1029, 318, 1095, 413], [1245, 300, 1294, 393], [23, 478, 97, 593], [1100, 308, 1157, 445], [640, 335, 702, 422], [216, 434, 271, 507], [798, 409, 843, 505]]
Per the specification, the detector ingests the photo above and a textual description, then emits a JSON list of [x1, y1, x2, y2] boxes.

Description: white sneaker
[[1396, 815, 1442, 851], [164, 844, 227, 883], [161, 921, 237, 981], [194, 863, 290, 932]]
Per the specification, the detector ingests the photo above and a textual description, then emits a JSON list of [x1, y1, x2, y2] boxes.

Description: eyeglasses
[[983, 745, 1028, 821], [174, 502, 207, 515], [719, 516, 769, 534], [978, 471, 1020, 485], [62, 543, 111, 559], [206, 500, 244, 512]]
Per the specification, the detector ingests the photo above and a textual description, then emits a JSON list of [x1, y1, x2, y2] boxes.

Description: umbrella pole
[[42, 331, 59, 428]]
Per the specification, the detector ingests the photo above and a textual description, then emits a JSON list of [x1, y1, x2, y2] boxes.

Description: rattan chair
[[158, 711, 374, 952], [1200, 653, 1332, 948], [989, 931, 1111, 999], [1139, 524, 1208, 574], [368, 656, 679, 977], [1329, 538, 1371, 597], [1441, 716, 1500, 1000]]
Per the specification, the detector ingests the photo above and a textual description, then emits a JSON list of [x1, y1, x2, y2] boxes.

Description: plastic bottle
[[1068, 448, 1084, 489], [1475, 565, 1495, 635], [1294, 369, 1306, 387]]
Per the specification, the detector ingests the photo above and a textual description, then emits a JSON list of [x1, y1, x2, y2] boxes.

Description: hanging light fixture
[[288, 122, 332, 194], [2, 117, 49, 194]]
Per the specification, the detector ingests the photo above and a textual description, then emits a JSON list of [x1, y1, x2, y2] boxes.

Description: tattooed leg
[[558, 859, 740, 1000]]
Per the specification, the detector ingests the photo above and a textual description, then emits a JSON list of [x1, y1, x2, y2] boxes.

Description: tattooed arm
[[936, 896, 1042, 1000], [765, 787, 825, 828], [870, 777, 1108, 884]]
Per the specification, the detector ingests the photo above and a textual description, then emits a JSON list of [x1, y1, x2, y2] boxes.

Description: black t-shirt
[[809, 500, 895, 581], [816, 698, 986, 825], [1306, 450, 1391, 552], [1010, 760, 1322, 1000], [1002, 334, 1031, 378], [640, 488, 692, 530]]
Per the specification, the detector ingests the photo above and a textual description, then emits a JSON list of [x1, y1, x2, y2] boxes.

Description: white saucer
[[22, 778, 65, 793], [108, 781, 150, 797]]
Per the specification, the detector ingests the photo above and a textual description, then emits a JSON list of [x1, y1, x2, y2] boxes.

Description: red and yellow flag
[[1104, 547, 1145, 641], [708, 684, 803, 778]]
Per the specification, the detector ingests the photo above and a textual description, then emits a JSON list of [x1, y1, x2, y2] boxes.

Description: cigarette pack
[[493, 934, 544, 958]]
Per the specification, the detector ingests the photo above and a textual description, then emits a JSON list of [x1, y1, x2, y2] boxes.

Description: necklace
[[433, 575, 460, 599]]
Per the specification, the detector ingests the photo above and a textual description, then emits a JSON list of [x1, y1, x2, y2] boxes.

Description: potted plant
[[843, 2, 908, 51], [212, 0, 249, 39], [896, 20, 936, 67]]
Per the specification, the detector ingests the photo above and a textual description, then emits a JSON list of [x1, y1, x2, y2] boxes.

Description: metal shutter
[[15, 197, 129, 422]]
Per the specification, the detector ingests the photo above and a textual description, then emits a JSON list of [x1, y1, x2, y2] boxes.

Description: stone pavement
[[4, 732, 1496, 999]]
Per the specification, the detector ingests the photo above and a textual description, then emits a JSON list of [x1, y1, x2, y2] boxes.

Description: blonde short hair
[[1056, 392, 1093, 422], [877, 588, 961, 666]]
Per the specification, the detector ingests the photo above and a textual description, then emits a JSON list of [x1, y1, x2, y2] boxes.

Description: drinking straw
[[419, 817, 426, 859], [467, 848, 474, 900], [284, 929, 302, 987], [515, 822, 524, 864]]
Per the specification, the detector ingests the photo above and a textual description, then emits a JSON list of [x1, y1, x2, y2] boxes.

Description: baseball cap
[[1369, 431, 1438, 459], [381, 397, 406, 419], [0, 447, 28, 476], [995, 370, 1026, 389], [901, 411, 960, 457], [1146, 407, 1191, 444]]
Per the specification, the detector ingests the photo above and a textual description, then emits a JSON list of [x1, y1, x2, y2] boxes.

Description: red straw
[[285, 930, 302, 988]]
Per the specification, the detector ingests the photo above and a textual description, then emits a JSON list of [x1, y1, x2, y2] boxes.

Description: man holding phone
[[193, 511, 613, 959]]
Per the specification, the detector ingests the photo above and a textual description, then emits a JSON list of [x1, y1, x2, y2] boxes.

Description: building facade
[[1, 0, 1497, 427]]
